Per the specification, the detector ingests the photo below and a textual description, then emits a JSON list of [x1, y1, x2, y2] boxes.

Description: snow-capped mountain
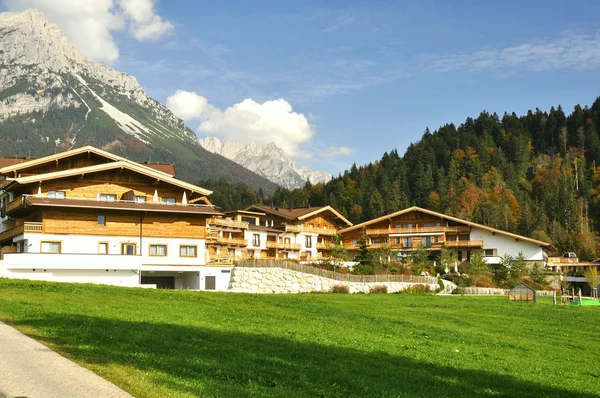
[[0, 9, 276, 192], [198, 137, 332, 189]]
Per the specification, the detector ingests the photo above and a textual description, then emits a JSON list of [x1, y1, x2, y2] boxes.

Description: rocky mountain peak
[[198, 137, 332, 189]]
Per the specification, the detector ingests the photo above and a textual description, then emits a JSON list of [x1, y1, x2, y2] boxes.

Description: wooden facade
[[0, 146, 218, 249]]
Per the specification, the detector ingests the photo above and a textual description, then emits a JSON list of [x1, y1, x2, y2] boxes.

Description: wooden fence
[[235, 259, 437, 284]]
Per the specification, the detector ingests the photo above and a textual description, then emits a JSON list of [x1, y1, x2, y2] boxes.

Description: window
[[134, 196, 146, 203], [242, 216, 256, 225], [447, 235, 457, 242], [424, 223, 434, 228], [395, 237, 401, 244], [459, 235, 469, 241], [352, 239, 357, 245], [403, 237, 412, 248], [48, 190, 65, 199], [121, 243, 136, 255], [99, 193, 117, 202], [484, 249, 496, 257], [98, 242, 108, 254], [41, 241, 61, 253], [162, 197, 176, 205], [433, 236, 439, 243], [396, 224, 401, 229], [221, 270, 231, 273], [252, 234, 260, 246], [305, 236, 312, 248], [458, 251, 463, 261], [97, 215, 106, 226], [149, 244, 167, 256], [423, 236, 432, 248], [403, 223, 412, 229], [180, 245, 197, 257]]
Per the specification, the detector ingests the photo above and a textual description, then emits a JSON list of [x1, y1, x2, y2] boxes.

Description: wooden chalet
[[339, 206, 552, 264], [204, 204, 352, 262], [0, 146, 231, 290]]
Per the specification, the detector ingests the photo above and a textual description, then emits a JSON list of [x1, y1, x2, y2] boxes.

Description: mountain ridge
[[0, 8, 277, 193], [198, 137, 332, 189]]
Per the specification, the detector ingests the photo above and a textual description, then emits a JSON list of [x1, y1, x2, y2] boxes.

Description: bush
[[436, 277, 445, 293], [331, 284, 349, 294], [452, 287, 466, 296], [475, 278, 498, 288], [399, 284, 432, 294], [352, 265, 375, 275], [369, 284, 388, 294]]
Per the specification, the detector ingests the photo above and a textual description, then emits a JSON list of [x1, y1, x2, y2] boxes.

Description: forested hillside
[[202, 98, 600, 259]]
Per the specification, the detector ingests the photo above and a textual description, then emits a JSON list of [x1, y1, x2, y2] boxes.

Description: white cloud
[[426, 31, 600, 73], [4, 0, 173, 63], [166, 90, 316, 157], [119, 0, 173, 40], [165, 90, 214, 121], [325, 146, 353, 157]]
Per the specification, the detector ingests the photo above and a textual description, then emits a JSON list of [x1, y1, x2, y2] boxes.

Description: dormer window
[[48, 190, 65, 199], [99, 193, 117, 202]]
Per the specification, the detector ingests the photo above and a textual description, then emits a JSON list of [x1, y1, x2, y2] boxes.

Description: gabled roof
[[139, 162, 175, 177], [0, 157, 28, 168], [0, 145, 175, 178], [4, 160, 212, 196], [339, 206, 551, 247], [245, 204, 352, 226]]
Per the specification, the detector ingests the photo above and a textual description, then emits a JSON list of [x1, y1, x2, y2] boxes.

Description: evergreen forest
[[201, 98, 600, 259]]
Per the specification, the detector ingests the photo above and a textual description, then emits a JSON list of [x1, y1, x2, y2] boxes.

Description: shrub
[[436, 277, 445, 293], [452, 287, 466, 296], [369, 284, 388, 294], [400, 284, 432, 294], [331, 284, 349, 294], [475, 278, 497, 288], [352, 265, 375, 275]]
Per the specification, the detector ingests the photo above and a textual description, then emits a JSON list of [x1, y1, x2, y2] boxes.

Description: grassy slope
[[0, 279, 598, 398]]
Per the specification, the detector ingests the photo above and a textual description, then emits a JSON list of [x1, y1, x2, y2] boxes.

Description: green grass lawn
[[0, 279, 598, 398]]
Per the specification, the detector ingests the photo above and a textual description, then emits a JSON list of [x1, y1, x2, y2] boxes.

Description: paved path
[[0, 321, 132, 398]]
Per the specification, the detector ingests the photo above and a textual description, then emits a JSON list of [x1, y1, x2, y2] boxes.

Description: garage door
[[141, 276, 175, 289]]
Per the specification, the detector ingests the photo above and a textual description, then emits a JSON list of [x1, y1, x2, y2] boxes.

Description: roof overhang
[[339, 206, 553, 249], [6, 160, 212, 196]]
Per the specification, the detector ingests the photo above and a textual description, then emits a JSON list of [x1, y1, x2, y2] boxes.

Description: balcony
[[266, 241, 301, 250], [0, 221, 43, 242], [6, 196, 27, 214], [366, 225, 471, 235], [284, 225, 337, 235], [215, 237, 247, 246], [209, 218, 249, 229], [444, 240, 483, 248]]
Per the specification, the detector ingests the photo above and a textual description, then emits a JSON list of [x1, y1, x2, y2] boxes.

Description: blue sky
[[4, 0, 600, 175]]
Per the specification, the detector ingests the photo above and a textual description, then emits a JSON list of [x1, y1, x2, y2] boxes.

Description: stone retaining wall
[[230, 267, 439, 294]]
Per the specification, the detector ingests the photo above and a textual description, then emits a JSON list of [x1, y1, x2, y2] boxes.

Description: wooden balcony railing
[[0, 222, 43, 242], [209, 218, 249, 229], [344, 241, 444, 251], [266, 241, 302, 250], [284, 225, 337, 235], [366, 225, 471, 235], [444, 240, 483, 248], [6, 196, 26, 214], [215, 237, 247, 246]]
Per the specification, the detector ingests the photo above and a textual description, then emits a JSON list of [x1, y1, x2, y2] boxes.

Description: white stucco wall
[[470, 227, 546, 263], [12, 233, 206, 266]]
